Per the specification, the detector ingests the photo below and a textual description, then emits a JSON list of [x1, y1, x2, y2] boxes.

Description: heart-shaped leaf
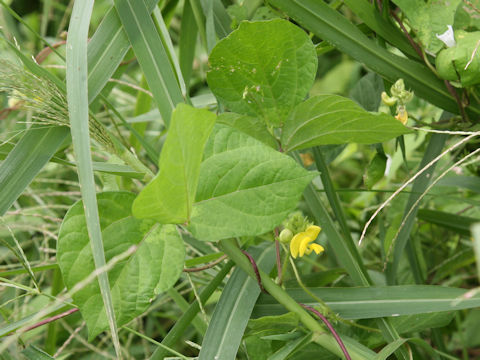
[[57, 192, 185, 340], [188, 124, 315, 241], [207, 19, 317, 127]]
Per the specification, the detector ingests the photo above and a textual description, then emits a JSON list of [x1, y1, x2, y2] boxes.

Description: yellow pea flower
[[290, 225, 324, 259]]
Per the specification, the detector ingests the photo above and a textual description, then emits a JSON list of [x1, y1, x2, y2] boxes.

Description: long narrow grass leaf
[[0, 126, 68, 216], [150, 261, 234, 360], [386, 133, 447, 284], [152, 7, 187, 98], [179, 0, 198, 88], [254, 285, 480, 319], [114, 0, 184, 125], [472, 223, 480, 282], [198, 244, 275, 360], [87, 0, 159, 103], [66, 1, 121, 357], [343, 0, 420, 59]]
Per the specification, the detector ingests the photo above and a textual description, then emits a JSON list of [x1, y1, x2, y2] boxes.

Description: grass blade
[[179, 0, 198, 88], [386, 133, 447, 284], [301, 174, 370, 285], [472, 223, 480, 282], [417, 209, 477, 236], [198, 244, 275, 360], [0, 34, 70, 217], [150, 261, 234, 360], [201, 0, 216, 52], [0, 126, 68, 216], [152, 6, 187, 98], [312, 146, 358, 243], [343, 0, 420, 60], [254, 285, 480, 319], [87, 0, 159, 103], [115, 0, 184, 125], [66, 1, 121, 357]]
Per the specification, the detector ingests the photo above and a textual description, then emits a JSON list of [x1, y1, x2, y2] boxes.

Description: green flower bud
[[283, 211, 312, 234], [390, 79, 405, 98], [279, 228, 293, 243], [399, 90, 414, 104]]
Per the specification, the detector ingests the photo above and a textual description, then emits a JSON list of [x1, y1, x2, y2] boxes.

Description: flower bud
[[390, 79, 405, 98], [279, 228, 293, 243]]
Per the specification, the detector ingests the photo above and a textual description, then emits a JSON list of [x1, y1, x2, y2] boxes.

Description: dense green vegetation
[[1, 0, 480, 359]]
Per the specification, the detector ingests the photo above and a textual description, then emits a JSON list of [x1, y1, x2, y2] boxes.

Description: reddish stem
[[241, 250, 267, 293], [21, 308, 79, 334], [300, 303, 352, 360], [390, 10, 424, 59]]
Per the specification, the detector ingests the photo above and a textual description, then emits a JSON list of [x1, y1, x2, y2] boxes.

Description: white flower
[[436, 25, 456, 48]]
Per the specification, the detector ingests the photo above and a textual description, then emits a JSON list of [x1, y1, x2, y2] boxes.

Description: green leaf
[[417, 209, 478, 236], [57, 192, 185, 340], [66, 0, 121, 350], [269, 333, 312, 360], [132, 104, 216, 223], [207, 19, 317, 127], [365, 153, 387, 189], [0, 126, 69, 216], [454, 0, 480, 30], [472, 223, 480, 282], [188, 124, 315, 241], [349, 72, 384, 112], [374, 339, 408, 360], [343, 0, 420, 60], [198, 244, 275, 360], [217, 112, 278, 148], [0, 304, 67, 338], [281, 95, 411, 152], [437, 175, 480, 193], [253, 285, 480, 319], [392, 0, 461, 54], [227, 4, 248, 29], [21, 345, 54, 360], [391, 312, 454, 335], [247, 312, 300, 335], [436, 30, 480, 86]]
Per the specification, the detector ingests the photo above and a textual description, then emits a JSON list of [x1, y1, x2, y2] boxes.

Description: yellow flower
[[289, 225, 324, 259]]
